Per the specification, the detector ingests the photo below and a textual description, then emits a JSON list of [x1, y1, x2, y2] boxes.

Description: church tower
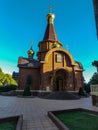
[[36, 11, 84, 91], [37, 12, 62, 61]]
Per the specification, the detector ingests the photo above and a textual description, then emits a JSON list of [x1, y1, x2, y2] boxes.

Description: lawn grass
[[0, 121, 16, 130], [56, 111, 98, 130]]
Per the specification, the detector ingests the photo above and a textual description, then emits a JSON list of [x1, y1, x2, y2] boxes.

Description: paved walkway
[[0, 96, 98, 130]]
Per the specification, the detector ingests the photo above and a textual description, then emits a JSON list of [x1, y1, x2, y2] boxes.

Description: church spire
[[43, 7, 57, 41]]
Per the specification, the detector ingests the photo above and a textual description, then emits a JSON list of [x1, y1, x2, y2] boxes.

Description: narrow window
[[56, 54, 62, 62]]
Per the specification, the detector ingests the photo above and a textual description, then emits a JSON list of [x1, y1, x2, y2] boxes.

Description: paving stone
[[0, 96, 97, 130]]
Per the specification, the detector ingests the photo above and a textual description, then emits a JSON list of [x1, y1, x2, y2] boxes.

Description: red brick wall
[[18, 67, 40, 90]]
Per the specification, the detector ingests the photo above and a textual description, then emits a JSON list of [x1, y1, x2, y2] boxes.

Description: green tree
[[88, 72, 98, 85], [92, 60, 98, 73], [0, 68, 17, 86], [0, 68, 2, 74], [84, 82, 91, 94]]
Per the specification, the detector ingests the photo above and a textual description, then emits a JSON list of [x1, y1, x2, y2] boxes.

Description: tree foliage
[[0, 68, 17, 86], [23, 85, 31, 96], [84, 82, 91, 94], [88, 72, 98, 85]]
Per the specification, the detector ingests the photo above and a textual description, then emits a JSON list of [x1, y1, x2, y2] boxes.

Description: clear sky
[[0, 0, 98, 82]]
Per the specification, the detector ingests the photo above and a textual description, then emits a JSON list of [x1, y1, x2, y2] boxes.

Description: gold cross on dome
[[49, 4, 52, 13], [30, 41, 33, 47], [66, 44, 69, 50]]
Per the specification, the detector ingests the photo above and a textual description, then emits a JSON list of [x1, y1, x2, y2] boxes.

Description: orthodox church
[[18, 11, 84, 91]]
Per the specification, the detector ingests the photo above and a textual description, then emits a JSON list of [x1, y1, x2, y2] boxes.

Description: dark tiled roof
[[43, 23, 57, 41], [75, 61, 83, 70], [18, 57, 39, 68]]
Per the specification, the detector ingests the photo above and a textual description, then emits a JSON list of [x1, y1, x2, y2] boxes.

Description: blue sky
[[0, 0, 98, 82]]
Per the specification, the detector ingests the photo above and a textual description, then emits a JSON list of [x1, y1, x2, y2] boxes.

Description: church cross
[[49, 4, 52, 13], [65, 44, 69, 50], [30, 41, 33, 48]]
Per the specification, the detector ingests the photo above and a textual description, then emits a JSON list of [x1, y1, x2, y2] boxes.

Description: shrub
[[79, 87, 86, 96], [84, 84, 91, 94], [23, 85, 31, 96], [0, 85, 17, 92]]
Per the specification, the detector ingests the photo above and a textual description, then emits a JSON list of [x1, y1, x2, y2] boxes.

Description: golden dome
[[46, 13, 55, 24], [47, 13, 55, 19], [28, 47, 34, 58], [52, 42, 57, 48], [52, 42, 61, 48], [28, 49, 34, 55], [57, 44, 60, 48]]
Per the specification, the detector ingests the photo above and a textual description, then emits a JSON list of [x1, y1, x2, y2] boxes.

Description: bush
[[0, 85, 17, 92], [79, 87, 86, 96], [23, 85, 31, 96], [84, 84, 91, 94]]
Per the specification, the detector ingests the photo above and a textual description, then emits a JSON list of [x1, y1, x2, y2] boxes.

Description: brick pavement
[[0, 96, 98, 130]]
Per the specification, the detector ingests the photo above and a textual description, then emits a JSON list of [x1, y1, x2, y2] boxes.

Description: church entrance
[[56, 76, 63, 91], [53, 69, 68, 91]]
